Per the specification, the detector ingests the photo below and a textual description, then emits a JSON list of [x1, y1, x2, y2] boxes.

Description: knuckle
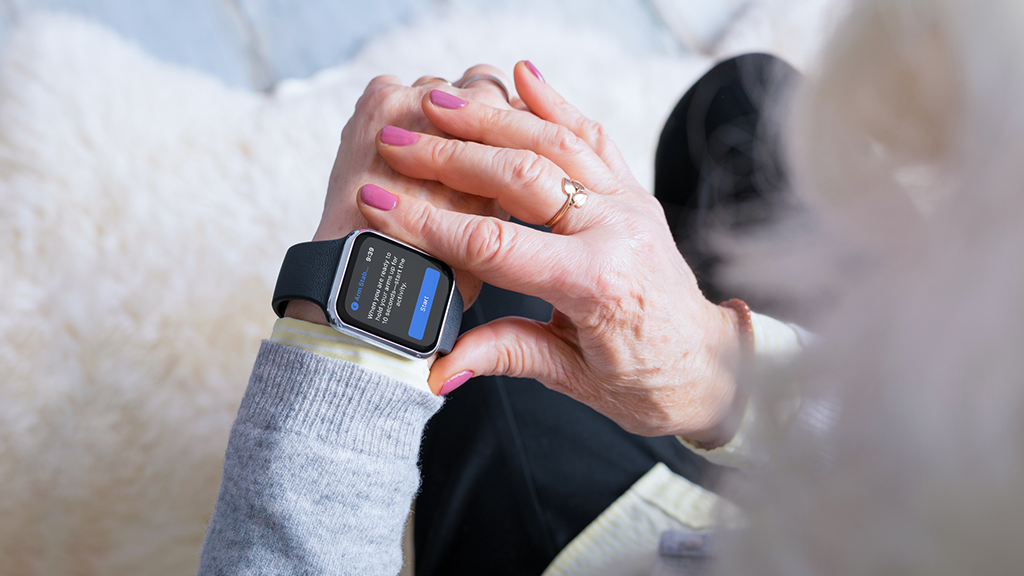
[[368, 74, 394, 87], [463, 217, 512, 271], [478, 105, 505, 130], [546, 124, 584, 157], [355, 83, 398, 113], [591, 256, 632, 299], [636, 190, 662, 211], [353, 91, 375, 114], [495, 321, 570, 384], [464, 63, 501, 77], [578, 118, 609, 145], [495, 335, 524, 377], [578, 257, 642, 331], [428, 138, 460, 169], [405, 198, 438, 237], [503, 150, 548, 191]]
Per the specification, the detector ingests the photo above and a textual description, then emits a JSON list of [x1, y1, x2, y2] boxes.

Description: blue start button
[[408, 268, 440, 340]]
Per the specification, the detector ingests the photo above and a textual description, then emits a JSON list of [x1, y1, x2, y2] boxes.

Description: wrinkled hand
[[355, 61, 744, 444], [286, 66, 515, 324]]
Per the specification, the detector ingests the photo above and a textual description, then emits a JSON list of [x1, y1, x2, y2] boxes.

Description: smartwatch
[[272, 229, 463, 359]]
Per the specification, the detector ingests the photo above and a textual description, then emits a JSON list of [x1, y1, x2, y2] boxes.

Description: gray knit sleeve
[[198, 341, 444, 575]]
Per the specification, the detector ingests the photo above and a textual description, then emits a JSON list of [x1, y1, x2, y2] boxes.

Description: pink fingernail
[[359, 184, 398, 211], [525, 60, 545, 83], [381, 126, 419, 146], [430, 90, 467, 109], [438, 371, 474, 395]]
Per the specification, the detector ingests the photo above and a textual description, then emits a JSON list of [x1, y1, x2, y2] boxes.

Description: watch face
[[336, 232, 454, 354]]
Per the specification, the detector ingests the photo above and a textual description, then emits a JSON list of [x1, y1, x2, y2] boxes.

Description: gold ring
[[412, 77, 453, 87], [457, 74, 511, 103], [545, 178, 589, 228]]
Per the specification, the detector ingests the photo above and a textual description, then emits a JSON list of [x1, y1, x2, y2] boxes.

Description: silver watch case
[[324, 229, 455, 359]]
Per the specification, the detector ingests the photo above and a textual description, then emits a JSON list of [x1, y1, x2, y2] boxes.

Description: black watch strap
[[272, 234, 464, 355], [272, 237, 348, 318], [438, 285, 463, 355]]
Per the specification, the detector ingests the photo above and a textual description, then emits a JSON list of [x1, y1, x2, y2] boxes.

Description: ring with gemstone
[[545, 177, 589, 228]]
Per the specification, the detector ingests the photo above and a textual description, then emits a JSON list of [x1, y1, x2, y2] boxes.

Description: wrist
[[284, 300, 330, 326], [681, 388, 747, 449], [678, 301, 746, 448]]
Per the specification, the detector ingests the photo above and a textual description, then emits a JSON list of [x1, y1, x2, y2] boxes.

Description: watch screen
[[337, 232, 454, 354]]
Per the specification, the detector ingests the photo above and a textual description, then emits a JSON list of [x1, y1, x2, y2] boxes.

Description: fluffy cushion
[[0, 13, 338, 575]]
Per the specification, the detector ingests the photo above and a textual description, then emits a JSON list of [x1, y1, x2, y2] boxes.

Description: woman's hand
[[356, 61, 744, 444], [286, 65, 515, 325]]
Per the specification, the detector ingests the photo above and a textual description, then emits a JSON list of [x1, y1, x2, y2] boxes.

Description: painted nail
[[359, 184, 398, 211], [525, 60, 545, 83], [438, 370, 474, 395], [430, 89, 467, 109], [380, 126, 419, 146]]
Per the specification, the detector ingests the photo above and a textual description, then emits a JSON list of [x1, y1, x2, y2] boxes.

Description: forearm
[[198, 341, 442, 575]]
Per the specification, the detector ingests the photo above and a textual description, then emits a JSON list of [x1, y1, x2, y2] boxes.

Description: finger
[[356, 183, 587, 301], [376, 127, 605, 233], [453, 64, 514, 109], [427, 317, 582, 395], [421, 89, 617, 188], [512, 61, 640, 188], [351, 77, 450, 140]]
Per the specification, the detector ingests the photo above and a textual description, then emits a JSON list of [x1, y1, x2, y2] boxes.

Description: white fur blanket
[[0, 5, 837, 574]]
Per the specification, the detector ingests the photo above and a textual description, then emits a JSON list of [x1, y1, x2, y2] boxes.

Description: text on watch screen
[[338, 234, 451, 352]]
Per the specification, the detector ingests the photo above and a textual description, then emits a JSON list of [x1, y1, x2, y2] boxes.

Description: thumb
[[428, 316, 581, 395]]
